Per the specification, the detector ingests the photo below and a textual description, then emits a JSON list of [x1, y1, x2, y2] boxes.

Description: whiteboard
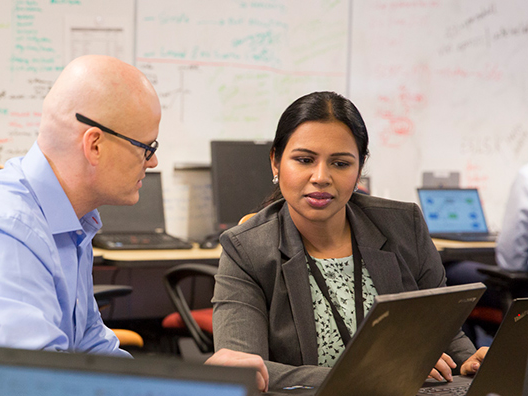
[[0, 0, 134, 165], [0, 0, 350, 241], [136, 0, 351, 239], [349, 0, 528, 231], [135, 0, 350, 167]]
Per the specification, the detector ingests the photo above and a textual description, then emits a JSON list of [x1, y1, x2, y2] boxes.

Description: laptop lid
[[417, 188, 490, 235], [97, 171, 166, 234], [418, 297, 528, 395], [314, 283, 486, 396], [466, 297, 528, 396], [0, 347, 256, 396]]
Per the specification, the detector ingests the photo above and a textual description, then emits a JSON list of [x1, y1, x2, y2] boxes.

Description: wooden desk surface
[[93, 243, 222, 262], [432, 238, 496, 250], [433, 238, 496, 266]]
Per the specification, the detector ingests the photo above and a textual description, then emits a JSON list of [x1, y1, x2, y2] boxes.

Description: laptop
[[266, 283, 486, 396], [417, 297, 528, 396], [417, 188, 497, 242], [93, 172, 193, 250], [0, 347, 256, 396]]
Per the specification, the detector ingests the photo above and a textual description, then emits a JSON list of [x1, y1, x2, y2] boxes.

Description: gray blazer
[[212, 194, 476, 389]]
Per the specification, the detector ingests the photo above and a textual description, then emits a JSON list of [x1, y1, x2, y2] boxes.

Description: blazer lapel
[[346, 203, 405, 294], [278, 204, 319, 365]]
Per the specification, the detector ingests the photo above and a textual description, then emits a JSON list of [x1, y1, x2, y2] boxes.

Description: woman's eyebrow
[[291, 148, 356, 158]]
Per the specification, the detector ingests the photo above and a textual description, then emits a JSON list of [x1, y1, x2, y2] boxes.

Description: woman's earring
[[272, 175, 279, 185], [353, 185, 358, 192]]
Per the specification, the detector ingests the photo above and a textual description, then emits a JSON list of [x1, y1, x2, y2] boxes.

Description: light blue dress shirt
[[0, 142, 129, 356], [496, 164, 528, 271]]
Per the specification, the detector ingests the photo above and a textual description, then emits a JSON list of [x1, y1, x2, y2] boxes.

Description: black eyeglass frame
[[75, 113, 158, 160]]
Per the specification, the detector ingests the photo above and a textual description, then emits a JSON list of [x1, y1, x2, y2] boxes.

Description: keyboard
[[417, 383, 469, 395], [93, 233, 193, 250], [417, 377, 471, 396]]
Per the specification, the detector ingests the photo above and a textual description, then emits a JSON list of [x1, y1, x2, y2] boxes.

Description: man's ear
[[82, 127, 103, 166]]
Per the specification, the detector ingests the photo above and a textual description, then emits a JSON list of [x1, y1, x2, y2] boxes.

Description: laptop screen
[[0, 348, 254, 396], [97, 172, 165, 233], [417, 188, 489, 234]]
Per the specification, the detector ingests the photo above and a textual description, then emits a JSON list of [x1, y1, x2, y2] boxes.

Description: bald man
[[0, 55, 160, 355], [0, 55, 270, 390]]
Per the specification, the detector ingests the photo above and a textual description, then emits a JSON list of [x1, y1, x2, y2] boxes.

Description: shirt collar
[[21, 142, 101, 236]]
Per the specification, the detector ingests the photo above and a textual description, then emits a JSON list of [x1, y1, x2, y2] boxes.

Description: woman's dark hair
[[261, 91, 369, 207]]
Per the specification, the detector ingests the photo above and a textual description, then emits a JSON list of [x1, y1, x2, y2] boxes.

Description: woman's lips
[[305, 192, 333, 208]]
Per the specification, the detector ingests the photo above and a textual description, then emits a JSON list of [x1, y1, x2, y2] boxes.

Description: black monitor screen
[[211, 140, 274, 230]]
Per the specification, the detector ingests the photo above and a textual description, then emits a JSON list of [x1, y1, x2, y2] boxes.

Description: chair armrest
[[93, 285, 133, 308]]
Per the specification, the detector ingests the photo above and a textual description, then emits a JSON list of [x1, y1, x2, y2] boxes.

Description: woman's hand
[[460, 347, 489, 376], [205, 348, 269, 392], [429, 353, 456, 382]]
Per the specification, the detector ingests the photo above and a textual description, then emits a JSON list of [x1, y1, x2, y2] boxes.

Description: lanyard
[[304, 228, 364, 346]]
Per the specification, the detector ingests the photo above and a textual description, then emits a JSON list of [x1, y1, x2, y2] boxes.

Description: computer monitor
[[211, 140, 274, 230]]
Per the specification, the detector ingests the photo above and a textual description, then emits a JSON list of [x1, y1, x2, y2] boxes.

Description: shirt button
[[76, 230, 83, 235]]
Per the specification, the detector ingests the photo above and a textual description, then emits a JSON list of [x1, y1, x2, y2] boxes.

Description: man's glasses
[[75, 113, 158, 161]]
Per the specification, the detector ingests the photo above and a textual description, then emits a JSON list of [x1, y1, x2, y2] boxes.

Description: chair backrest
[[163, 263, 218, 354], [163, 214, 254, 353], [238, 213, 256, 225]]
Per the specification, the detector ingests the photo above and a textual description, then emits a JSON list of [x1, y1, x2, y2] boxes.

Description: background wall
[[0, 0, 350, 240], [1, 0, 527, 239], [349, 0, 528, 231], [135, 0, 350, 239]]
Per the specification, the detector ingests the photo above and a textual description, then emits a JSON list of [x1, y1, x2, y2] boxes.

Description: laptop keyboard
[[417, 384, 469, 395]]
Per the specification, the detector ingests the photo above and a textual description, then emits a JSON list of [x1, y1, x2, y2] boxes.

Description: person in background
[[496, 163, 528, 271], [209, 91, 487, 391]]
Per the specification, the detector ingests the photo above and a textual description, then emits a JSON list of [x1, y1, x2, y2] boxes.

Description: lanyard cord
[[304, 228, 364, 346]]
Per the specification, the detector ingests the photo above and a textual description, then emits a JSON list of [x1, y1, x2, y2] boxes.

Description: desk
[[93, 244, 222, 320], [93, 245, 222, 267], [433, 239, 496, 266], [93, 240, 496, 320]]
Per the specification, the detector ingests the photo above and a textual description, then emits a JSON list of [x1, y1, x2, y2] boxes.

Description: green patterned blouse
[[307, 255, 378, 367]]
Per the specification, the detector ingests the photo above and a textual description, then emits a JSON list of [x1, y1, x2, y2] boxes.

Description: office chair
[[162, 263, 217, 354], [93, 285, 145, 349], [162, 214, 256, 355], [477, 267, 528, 313], [461, 267, 528, 345]]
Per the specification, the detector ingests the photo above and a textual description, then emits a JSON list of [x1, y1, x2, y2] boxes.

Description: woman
[[210, 91, 485, 391]]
